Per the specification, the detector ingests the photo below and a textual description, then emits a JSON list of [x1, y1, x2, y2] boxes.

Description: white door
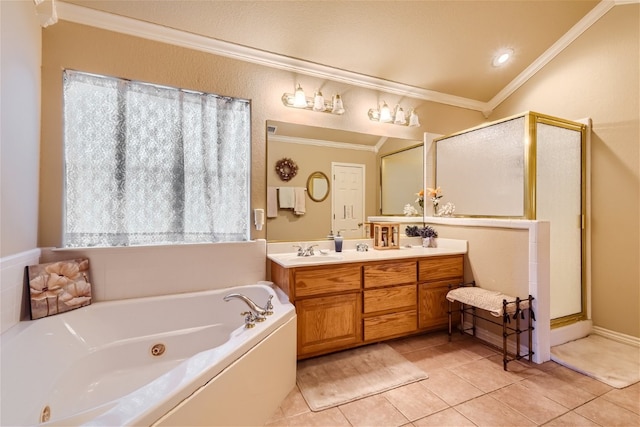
[[332, 163, 365, 238]]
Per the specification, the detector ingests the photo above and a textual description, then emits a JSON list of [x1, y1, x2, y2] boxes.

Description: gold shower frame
[[434, 111, 588, 327]]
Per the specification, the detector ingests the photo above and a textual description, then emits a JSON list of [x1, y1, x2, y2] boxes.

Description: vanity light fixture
[[282, 84, 345, 115], [368, 102, 420, 127]]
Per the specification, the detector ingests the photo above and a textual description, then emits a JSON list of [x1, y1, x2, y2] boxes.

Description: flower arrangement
[[405, 225, 438, 238], [426, 187, 443, 215], [403, 204, 419, 216], [415, 189, 424, 210]]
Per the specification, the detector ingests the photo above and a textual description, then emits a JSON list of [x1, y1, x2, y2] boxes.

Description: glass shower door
[[536, 121, 584, 320]]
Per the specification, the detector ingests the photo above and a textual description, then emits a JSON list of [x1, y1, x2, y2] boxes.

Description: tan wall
[[39, 20, 483, 248], [437, 225, 530, 299], [491, 4, 640, 337], [0, 1, 41, 257]]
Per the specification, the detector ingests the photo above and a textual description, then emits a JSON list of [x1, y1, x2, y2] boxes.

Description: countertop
[[267, 238, 467, 268]]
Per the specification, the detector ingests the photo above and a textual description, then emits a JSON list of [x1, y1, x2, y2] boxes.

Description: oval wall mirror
[[306, 171, 330, 202]]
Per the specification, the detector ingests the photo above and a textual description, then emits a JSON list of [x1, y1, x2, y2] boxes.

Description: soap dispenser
[[334, 231, 343, 252]]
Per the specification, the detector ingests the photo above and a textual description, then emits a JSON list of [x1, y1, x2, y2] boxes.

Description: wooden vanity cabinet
[[269, 253, 464, 359], [417, 255, 464, 330]]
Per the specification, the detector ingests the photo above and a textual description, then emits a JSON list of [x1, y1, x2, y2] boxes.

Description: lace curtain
[[63, 70, 251, 247]]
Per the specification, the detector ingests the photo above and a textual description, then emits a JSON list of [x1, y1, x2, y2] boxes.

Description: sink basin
[[286, 255, 343, 263], [269, 253, 344, 266]]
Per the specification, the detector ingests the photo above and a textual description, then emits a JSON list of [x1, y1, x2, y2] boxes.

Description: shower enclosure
[[435, 111, 587, 326]]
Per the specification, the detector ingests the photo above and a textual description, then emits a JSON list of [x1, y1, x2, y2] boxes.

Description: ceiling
[[60, 0, 604, 112]]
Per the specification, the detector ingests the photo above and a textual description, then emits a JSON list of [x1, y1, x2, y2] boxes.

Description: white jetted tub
[[1, 283, 296, 426]]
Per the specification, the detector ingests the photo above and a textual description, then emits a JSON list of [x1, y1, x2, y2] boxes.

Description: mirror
[[380, 144, 423, 215], [307, 171, 330, 202], [267, 120, 422, 242]]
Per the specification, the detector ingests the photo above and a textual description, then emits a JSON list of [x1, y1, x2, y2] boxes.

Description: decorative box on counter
[[372, 223, 400, 250]]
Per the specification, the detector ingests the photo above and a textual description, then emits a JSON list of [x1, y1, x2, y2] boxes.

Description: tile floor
[[265, 332, 640, 426]]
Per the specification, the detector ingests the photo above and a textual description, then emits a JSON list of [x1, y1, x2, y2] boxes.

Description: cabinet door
[[296, 293, 362, 358], [418, 280, 460, 330]]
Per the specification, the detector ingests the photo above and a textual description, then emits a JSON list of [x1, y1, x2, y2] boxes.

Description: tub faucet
[[223, 293, 270, 321]]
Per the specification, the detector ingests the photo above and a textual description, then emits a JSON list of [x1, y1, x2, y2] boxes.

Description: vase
[[433, 203, 440, 217], [422, 237, 437, 248]]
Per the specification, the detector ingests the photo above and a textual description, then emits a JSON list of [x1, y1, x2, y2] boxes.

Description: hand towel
[[267, 187, 278, 218], [294, 187, 306, 215], [278, 187, 295, 209]]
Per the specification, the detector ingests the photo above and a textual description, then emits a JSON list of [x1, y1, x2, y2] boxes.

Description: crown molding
[[55, 2, 487, 112], [56, 1, 614, 116]]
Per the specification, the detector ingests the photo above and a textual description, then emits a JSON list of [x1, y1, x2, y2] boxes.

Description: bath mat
[[296, 343, 428, 411], [551, 335, 640, 389]]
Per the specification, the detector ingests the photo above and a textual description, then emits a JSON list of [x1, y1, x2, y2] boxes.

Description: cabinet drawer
[[294, 265, 361, 298], [364, 310, 417, 341], [418, 255, 463, 282], [363, 284, 416, 314], [363, 261, 416, 288]]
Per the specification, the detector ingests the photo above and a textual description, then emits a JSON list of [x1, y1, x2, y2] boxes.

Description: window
[[63, 70, 251, 247]]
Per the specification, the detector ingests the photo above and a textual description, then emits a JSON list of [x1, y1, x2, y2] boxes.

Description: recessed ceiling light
[[493, 49, 514, 67]]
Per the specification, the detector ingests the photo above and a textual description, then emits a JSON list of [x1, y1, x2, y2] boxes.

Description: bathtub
[[0, 283, 297, 426]]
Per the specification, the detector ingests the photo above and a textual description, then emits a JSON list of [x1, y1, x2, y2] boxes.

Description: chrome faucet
[[356, 242, 369, 252], [292, 243, 318, 257], [223, 293, 274, 324]]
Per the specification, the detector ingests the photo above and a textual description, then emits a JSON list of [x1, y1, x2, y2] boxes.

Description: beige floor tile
[[387, 331, 453, 354], [490, 382, 569, 425], [403, 342, 479, 371], [550, 364, 614, 396], [413, 408, 476, 426], [339, 394, 409, 427], [535, 360, 564, 373], [450, 337, 499, 359], [284, 407, 351, 427], [265, 406, 286, 425], [504, 358, 547, 378], [451, 357, 524, 393], [601, 382, 640, 414], [421, 368, 484, 406], [542, 411, 600, 426], [455, 394, 536, 426], [279, 386, 311, 418], [383, 381, 449, 421], [573, 396, 640, 426], [519, 371, 596, 409]]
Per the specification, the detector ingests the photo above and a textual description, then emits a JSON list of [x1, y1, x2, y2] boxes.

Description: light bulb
[[394, 106, 406, 125], [408, 109, 420, 127], [313, 90, 325, 111], [379, 102, 392, 123], [331, 94, 345, 114], [293, 84, 307, 108]]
